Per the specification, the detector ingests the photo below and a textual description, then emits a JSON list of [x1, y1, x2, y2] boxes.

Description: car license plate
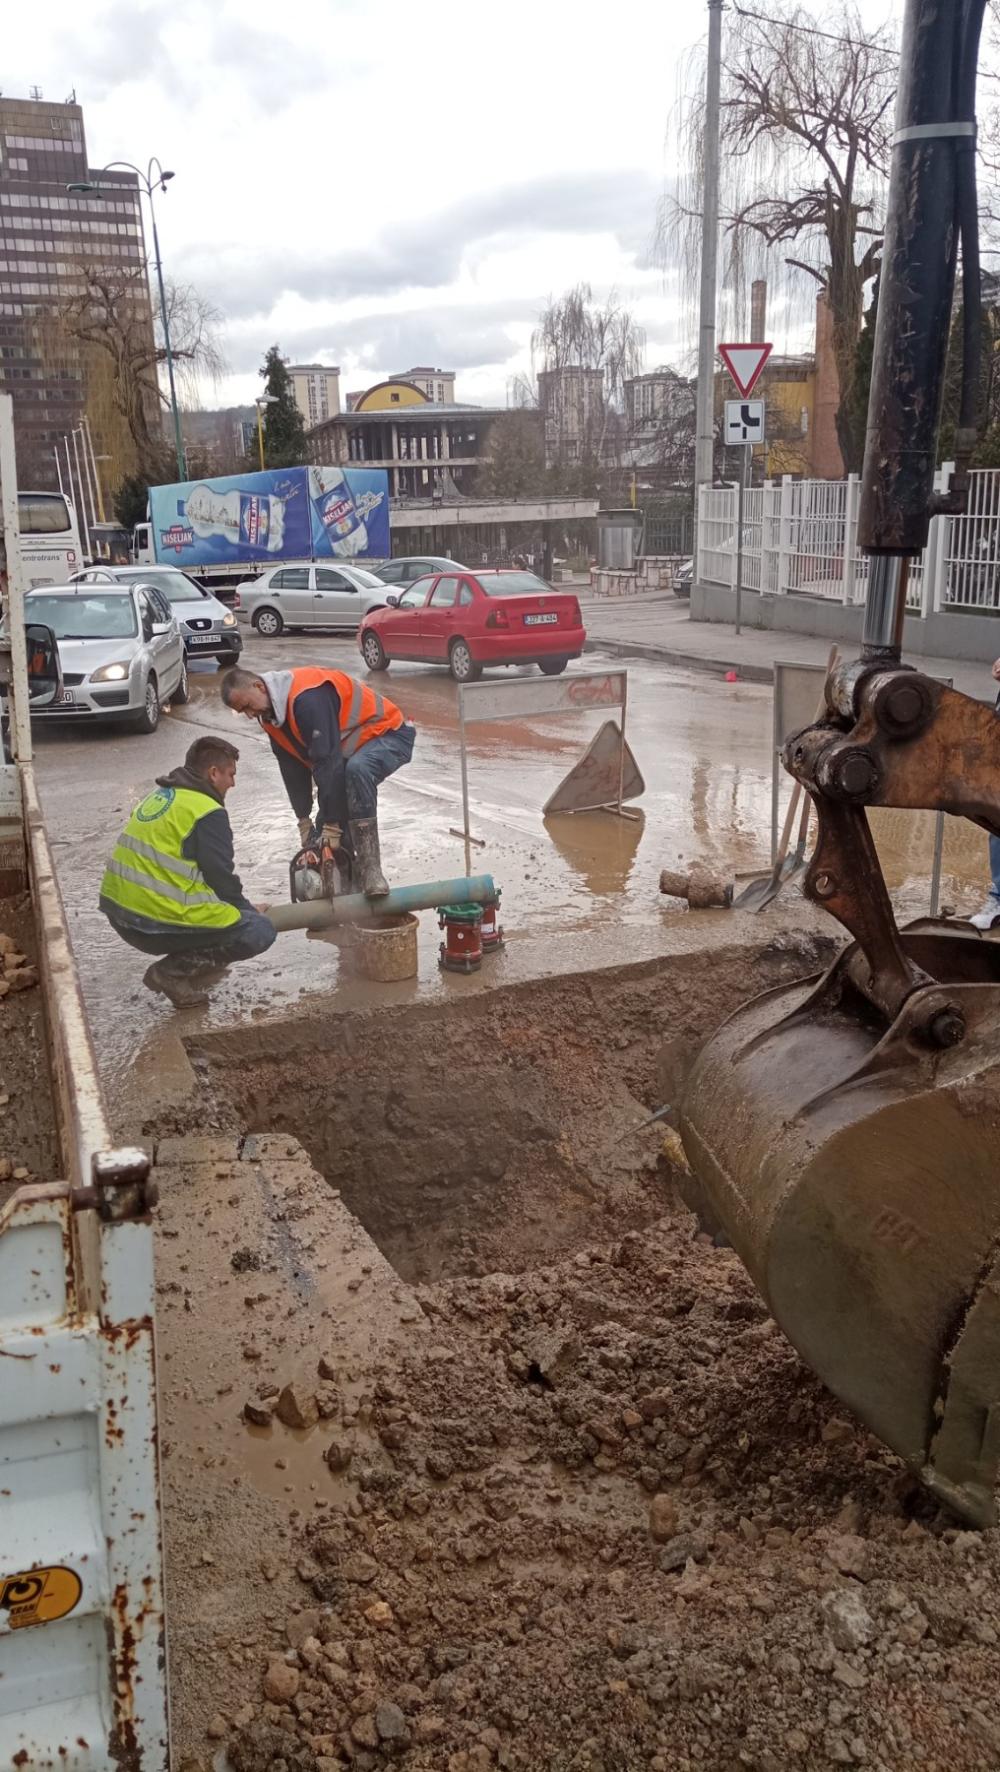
[[524, 612, 558, 625], [61, 688, 76, 705], [188, 633, 215, 645]]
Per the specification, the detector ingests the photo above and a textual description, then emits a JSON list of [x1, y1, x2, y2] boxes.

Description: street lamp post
[[67, 158, 187, 480], [255, 393, 277, 471]]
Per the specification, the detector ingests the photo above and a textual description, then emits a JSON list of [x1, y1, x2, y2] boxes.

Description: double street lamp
[[67, 157, 187, 480]]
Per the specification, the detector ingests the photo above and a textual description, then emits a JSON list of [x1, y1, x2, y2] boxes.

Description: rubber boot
[[142, 960, 212, 1009], [349, 816, 389, 897]]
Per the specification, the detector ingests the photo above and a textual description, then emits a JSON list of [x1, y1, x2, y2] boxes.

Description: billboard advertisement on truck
[[148, 465, 390, 569]]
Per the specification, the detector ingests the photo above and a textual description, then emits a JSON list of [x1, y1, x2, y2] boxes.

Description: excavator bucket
[[678, 921, 1000, 1526]]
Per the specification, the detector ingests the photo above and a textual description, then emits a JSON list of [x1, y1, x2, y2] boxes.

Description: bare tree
[[661, 3, 896, 472], [34, 260, 226, 480], [531, 283, 645, 469]]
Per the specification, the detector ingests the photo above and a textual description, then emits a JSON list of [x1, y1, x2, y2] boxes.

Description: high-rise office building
[[0, 95, 152, 491]]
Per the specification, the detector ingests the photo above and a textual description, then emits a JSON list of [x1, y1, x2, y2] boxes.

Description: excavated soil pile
[[218, 1223, 1000, 1772], [174, 939, 1000, 1772]]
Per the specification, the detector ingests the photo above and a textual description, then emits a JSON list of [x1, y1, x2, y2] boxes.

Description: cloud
[[178, 168, 663, 319], [223, 297, 539, 377]]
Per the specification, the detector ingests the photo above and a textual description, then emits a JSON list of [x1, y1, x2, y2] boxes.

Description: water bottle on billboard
[[310, 466, 367, 556], [184, 483, 286, 554]]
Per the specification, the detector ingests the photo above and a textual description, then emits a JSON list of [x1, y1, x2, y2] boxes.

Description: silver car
[[25, 583, 187, 733], [237, 562, 389, 636], [71, 564, 242, 665]]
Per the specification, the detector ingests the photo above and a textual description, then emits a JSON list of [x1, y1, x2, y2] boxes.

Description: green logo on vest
[[135, 786, 175, 823]]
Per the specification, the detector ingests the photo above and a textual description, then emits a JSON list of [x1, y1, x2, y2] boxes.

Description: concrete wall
[[691, 579, 1000, 665]]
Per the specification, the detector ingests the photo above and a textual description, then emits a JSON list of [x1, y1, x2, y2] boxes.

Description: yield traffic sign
[[719, 342, 772, 398]]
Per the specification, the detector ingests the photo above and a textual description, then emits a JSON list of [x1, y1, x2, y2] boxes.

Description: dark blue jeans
[[345, 722, 416, 819], [110, 907, 276, 975]]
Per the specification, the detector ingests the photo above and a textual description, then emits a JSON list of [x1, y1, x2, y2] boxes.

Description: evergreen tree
[[259, 344, 307, 469]]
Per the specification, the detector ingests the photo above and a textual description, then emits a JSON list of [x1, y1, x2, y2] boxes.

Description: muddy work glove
[[297, 815, 315, 847], [320, 823, 342, 852]]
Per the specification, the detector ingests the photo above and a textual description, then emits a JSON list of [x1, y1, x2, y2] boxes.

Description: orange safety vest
[[262, 667, 403, 770]]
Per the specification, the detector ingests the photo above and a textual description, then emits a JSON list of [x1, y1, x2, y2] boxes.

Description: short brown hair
[[220, 667, 264, 705], [185, 736, 239, 776]]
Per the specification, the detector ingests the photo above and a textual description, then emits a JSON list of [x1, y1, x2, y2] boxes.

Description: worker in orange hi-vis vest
[[220, 665, 415, 897]]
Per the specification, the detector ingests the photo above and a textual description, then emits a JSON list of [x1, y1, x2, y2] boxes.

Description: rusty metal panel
[[0, 1186, 168, 1769], [0, 762, 169, 1767]]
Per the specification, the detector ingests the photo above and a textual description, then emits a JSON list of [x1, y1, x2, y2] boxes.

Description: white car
[[24, 583, 187, 733], [71, 564, 242, 665], [237, 562, 389, 637]]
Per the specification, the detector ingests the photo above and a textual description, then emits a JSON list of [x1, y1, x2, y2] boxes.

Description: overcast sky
[[7, 0, 907, 412]]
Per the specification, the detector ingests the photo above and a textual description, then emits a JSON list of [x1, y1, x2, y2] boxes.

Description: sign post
[[720, 346, 771, 639]]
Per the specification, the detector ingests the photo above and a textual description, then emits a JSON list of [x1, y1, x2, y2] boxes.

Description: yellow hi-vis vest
[[100, 784, 242, 931]]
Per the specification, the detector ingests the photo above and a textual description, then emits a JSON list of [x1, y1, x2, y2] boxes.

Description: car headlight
[[90, 662, 130, 683], [222, 612, 237, 627]]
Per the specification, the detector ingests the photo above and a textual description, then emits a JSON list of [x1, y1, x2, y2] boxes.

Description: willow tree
[[661, 3, 896, 472], [531, 284, 645, 473], [32, 260, 225, 486]]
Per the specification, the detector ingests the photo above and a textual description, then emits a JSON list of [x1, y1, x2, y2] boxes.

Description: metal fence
[[696, 463, 1000, 617]]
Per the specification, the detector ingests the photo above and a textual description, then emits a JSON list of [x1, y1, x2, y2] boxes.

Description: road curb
[[583, 636, 774, 684]]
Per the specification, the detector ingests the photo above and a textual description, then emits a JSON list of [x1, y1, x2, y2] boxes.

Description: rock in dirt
[[286, 1608, 322, 1647], [821, 1589, 874, 1652], [4, 966, 37, 992], [351, 1713, 381, 1750], [648, 1493, 680, 1543], [324, 1439, 353, 1473], [262, 1656, 300, 1703], [276, 1383, 319, 1431], [229, 1722, 318, 1772], [340, 1551, 378, 1584], [524, 1326, 577, 1383], [824, 1533, 871, 1581], [317, 1353, 339, 1381], [659, 1532, 708, 1573], [375, 1701, 409, 1743], [242, 1399, 273, 1427]]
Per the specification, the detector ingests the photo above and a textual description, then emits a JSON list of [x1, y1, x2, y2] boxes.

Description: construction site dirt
[[0, 891, 57, 1209], [26, 645, 1000, 1771], [149, 942, 1000, 1772]]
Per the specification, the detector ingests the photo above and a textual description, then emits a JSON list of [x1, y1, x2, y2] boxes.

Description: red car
[[357, 569, 586, 683]]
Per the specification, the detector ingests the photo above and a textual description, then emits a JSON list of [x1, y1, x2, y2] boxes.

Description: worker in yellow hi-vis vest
[[99, 734, 275, 1010]]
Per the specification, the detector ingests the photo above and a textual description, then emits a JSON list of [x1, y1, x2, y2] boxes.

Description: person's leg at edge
[[969, 833, 1000, 930], [112, 909, 276, 1006], [346, 724, 416, 897]]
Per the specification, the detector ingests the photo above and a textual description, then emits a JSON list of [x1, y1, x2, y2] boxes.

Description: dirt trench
[[190, 935, 836, 1287], [153, 914, 1000, 1771]]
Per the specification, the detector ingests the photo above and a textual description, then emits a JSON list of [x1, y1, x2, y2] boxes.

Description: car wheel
[[449, 639, 481, 683], [133, 675, 160, 734], [171, 656, 190, 704], [217, 651, 241, 667], [538, 657, 569, 676], [253, 607, 283, 637], [362, 630, 388, 672]]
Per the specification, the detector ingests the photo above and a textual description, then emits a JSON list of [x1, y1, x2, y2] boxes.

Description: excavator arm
[[679, 0, 1000, 1525]]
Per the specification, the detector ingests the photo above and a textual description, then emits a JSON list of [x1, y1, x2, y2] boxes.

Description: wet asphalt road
[[28, 625, 989, 1119]]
